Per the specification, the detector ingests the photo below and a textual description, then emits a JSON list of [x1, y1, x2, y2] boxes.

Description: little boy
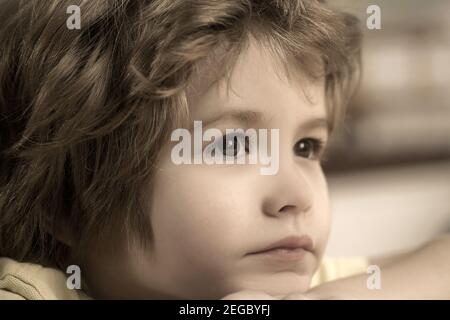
[[0, 0, 449, 300]]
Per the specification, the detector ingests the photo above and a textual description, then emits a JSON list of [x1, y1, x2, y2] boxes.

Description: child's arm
[[306, 234, 450, 299]]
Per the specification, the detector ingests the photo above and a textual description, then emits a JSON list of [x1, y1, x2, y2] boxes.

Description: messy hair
[[0, 0, 361, 270]]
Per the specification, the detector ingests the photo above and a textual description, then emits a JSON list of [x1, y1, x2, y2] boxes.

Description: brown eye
[[217, 133, 250, 158], [222, 135, 240, 157], [293, 138, 324, 159]]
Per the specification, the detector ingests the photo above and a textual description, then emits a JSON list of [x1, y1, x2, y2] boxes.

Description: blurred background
[[323, 0, 450, 258]]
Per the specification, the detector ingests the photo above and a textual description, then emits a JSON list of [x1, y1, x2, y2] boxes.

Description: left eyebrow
[[299, 117, 330, 134], [199, 109, 265, 128]]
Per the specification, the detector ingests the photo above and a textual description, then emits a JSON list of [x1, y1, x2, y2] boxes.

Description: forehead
[[187, 39, 327, 129]]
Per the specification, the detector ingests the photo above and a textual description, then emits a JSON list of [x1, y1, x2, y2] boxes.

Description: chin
[[266, 272, 312, 296], [229, 271, 313, 297]]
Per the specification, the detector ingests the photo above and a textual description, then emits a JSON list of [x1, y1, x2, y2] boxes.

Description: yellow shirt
[[0, 256, 368, 300]]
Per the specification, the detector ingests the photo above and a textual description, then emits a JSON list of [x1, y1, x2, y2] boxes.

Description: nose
[[261, 160, 314, 218]]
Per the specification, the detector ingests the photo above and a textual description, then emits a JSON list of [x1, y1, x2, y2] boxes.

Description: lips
[[247, 235, 314, 255]]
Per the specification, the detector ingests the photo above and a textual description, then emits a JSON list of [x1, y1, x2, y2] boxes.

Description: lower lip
[[249, 248, 308, 262]]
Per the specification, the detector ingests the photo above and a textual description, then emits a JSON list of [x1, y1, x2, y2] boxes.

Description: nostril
[[278, 203, 312, 215], [278, 204, 296, 214]]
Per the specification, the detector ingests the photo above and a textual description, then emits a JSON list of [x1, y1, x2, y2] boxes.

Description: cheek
[[311, 168, 332, 254], [149, 165, 256, 263]]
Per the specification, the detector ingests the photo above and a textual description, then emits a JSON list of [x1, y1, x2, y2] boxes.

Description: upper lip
[[247, 235, 314, 254]]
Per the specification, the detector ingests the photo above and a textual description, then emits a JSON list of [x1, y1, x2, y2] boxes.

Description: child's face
[[85, 41, 331, 299]]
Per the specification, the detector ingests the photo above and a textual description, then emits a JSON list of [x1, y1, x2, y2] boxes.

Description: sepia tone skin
[[82, 39, 450, 300], [82, 39, 332, 299]]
